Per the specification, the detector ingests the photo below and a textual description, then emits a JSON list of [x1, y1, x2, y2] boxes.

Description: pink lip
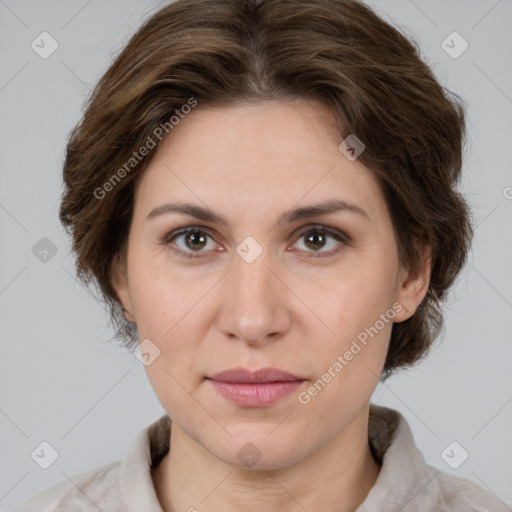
[[206, 367, 305, 407]]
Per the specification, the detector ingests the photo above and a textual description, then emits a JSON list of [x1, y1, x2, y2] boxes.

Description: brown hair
[[59, 0, 473, 381]]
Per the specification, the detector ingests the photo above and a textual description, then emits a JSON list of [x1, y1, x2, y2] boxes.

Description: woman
[[14, 0, 509, 510]]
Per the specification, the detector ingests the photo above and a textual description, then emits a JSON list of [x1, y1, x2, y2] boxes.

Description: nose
[[216, 248, 291, 346]]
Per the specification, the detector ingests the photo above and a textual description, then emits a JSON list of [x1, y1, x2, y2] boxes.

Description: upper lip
[[207, 367, 304, 383]]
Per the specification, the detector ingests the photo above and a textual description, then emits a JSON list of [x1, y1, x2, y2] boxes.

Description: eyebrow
[[146, 199, 369, 227]]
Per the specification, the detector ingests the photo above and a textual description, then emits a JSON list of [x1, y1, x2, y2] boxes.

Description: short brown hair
[[59, 0, 473, 381]]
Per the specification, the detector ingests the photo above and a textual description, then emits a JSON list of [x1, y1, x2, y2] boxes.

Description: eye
[[160, 225, 348, 259], [161, 227, 217, 259], [290, 225, 348, 257]]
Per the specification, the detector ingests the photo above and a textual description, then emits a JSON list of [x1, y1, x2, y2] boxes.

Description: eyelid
[[160, 223, 350, 259]]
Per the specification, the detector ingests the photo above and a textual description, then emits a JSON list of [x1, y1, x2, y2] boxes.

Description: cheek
[[302, 260, 397, 344], [135, 284, 205, 423], [128, 255, 202, 339], [128, 263, 210, 377], [294, 262, 396, 395], [296, 312, 391, 435]]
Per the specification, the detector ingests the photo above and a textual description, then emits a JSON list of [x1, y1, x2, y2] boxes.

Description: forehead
[[133, 99, 385, 222], [155, 99, 343, 164]]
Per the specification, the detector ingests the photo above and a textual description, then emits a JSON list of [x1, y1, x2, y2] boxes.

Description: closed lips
[[207, 367, 305, 383]]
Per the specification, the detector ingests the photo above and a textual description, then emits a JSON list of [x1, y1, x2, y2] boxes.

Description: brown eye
[[292, 226, 347, 257], [162, 228, 217, 259]]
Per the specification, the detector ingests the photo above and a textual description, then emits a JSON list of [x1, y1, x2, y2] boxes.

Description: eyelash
[[159, 225, 349, 260]]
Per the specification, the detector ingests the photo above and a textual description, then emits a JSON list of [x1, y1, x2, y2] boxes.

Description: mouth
[[206, 367, 306, 407]]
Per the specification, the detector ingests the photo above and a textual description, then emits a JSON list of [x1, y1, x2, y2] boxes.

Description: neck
[[152, 405, 381, 512]]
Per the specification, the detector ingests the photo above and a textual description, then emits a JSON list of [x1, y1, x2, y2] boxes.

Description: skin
[[112, 99, 431, 512]]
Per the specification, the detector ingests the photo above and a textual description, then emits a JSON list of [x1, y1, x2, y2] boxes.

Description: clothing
[[12, 404, 510, 511]]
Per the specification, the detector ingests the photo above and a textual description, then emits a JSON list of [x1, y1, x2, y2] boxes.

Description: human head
[[59, 0, 472, 382]]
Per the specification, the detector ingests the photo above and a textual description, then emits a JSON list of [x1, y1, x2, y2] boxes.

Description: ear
[[393, 244, 432, 323], [110, 250, 136, 323]]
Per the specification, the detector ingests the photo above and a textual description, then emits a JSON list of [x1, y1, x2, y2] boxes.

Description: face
[[113, 99, 430, 470]]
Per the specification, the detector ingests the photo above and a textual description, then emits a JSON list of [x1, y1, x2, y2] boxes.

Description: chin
[[208, 431, 312, 471]]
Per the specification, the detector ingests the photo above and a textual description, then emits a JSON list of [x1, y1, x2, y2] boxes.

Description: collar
[[117, 404, 439, 511], [356, 404, 440, 511]]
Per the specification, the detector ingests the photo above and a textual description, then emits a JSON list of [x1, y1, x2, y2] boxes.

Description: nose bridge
[[234, 248, 274, 303], [218, 245, 288, 343]]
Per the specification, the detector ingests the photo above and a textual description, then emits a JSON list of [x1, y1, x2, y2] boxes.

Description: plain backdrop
[[1, 0, 511, 510]]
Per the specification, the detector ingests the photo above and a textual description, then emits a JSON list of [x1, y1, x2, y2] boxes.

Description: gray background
[[1, 0, 511, 509]]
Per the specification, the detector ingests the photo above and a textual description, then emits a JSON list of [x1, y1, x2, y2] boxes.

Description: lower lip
[[208, 379, 304, 407]]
